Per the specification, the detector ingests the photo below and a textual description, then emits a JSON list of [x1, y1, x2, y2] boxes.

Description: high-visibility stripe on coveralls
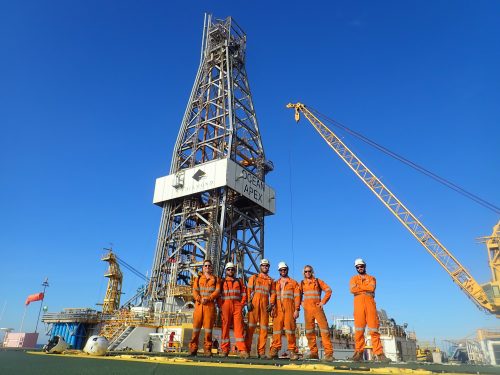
[[350, 274, 383, 355], [189, 274, 221, 354], [245, 273, 276, 356], [219, 277, 247, 353], [270, 277, 301, 353], [301, 277, 333, 356]]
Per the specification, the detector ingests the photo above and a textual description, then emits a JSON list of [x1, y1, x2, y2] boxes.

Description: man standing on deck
[[245, 258, 276, 358], [218, 262, 250, 359], [189, 259, 221, 357], [349, 258, 390, 362], [300, 265, 335, 361], [268, 261, 301, 361]]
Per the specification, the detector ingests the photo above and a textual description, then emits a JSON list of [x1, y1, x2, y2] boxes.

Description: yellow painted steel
[[478, 221, 500, 311], [287, 102, 500, 317], [101, 249, 123, 314], [28, 351, 475, 375]]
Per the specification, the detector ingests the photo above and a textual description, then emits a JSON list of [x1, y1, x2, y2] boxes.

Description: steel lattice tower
[[147, 15, 275, 313]]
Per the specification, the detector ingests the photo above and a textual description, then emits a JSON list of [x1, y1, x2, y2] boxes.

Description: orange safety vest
[[193, 274, 220, 303], [275, 277, 301, 311], [300, 277, 332, 307], [219, 277, 247, 305], [350, 274, 376, 297], [247, 273, 276, 304]]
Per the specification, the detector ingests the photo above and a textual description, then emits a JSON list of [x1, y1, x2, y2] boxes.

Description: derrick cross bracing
[[147, 15, 275, 314]]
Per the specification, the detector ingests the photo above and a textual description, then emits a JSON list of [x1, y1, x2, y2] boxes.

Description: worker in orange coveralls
[[300, 264, 335, 361], [245, 258, 276, 358], [189, 259, 221, 357], [268, 261, 301, 361], [349, 258, 390, 362], [218, 262, 249, 359]]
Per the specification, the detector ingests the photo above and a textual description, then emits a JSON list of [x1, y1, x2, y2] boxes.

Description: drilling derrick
[[101, 249, 123, 314], [148, 15, 276, 314]]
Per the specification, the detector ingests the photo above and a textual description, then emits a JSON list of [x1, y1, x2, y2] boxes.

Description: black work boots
[[350, 351, 391, 362], [374, 353, 392, 362], [350, 351, 364, 361]]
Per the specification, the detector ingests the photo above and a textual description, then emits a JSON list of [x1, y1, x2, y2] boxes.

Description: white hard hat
[[354, 258, 366, 267], [278, 261, 288, 270], [225, 262, 235, 270], [260, 259, 270, 266]]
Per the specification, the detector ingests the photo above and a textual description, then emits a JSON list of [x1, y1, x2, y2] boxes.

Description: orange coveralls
[[301, 277, 333, 357], [350, 274, 383, 355], [218, 277, 247, 354], [245, 273, 276, 356], [189, 274, 221, 354], [270, 277, 301, 353]]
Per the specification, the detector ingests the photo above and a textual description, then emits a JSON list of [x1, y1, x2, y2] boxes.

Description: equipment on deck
[[287, 102, 500, 317], [43, 335, 69, 354], [83, 336, 109, 356]]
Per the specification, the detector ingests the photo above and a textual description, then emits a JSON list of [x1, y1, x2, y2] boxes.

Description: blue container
[[50, 323, 92, 350]]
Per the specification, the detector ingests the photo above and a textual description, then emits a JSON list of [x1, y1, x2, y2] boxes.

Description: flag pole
[[0, 300, 6, 322], [20, 306, 27, 332], [35, 278, 49, 333]]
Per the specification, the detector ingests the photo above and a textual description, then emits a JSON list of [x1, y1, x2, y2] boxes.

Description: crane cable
[[288, 127, 295, 275], [308, 106, 500, 215], [116, 255, 149, 282]]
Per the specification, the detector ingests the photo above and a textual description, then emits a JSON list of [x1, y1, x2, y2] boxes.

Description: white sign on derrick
[[153, 158, 275, 214]]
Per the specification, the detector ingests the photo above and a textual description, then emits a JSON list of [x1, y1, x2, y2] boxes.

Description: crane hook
[[286, 103, 301, 122]]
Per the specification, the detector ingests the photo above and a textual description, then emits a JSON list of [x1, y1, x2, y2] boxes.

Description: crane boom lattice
[[287, 102, 499, 316]]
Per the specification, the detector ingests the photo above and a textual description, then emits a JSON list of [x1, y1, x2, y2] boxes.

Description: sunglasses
[[203, 264, 212, 268], [261, 264, 269, 267], [304, 270, 312, 273], [355, 265, 365, 269], [226, 268, 235, 271]]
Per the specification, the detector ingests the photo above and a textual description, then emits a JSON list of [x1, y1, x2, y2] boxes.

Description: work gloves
[[246, 302, 276, 315], [266, 303, 274, 313]]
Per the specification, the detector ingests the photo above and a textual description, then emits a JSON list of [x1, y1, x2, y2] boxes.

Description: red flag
[[25, 292, 44, 306]]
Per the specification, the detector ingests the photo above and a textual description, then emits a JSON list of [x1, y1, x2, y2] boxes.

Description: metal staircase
[[108, 326, 135, 351]]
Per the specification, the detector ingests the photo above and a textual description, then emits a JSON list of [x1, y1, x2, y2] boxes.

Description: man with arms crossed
[[350, 258, 390, 362]]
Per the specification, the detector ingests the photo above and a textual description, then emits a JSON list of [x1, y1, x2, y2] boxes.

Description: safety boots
[[306, 353, 319, 360], [374, 353, 391, 362], [289, 352, 299, 361], [239, 351, 250, 359], [220, 351, 229, 357], [323, 354, 335, 362], [350, 351, 364, 362], [267, 348, 279, 359]]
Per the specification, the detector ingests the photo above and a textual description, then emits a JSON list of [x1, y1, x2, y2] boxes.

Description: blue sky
[[1, 1, 499, 344]]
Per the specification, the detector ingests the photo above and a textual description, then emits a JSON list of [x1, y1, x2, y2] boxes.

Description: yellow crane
[[287, 102, 500, 317], [101, 248, 123, 314]]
